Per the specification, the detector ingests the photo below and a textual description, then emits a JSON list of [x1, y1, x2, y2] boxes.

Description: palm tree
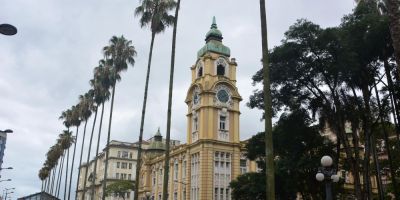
[[55, 150, 65, 197], [75, 92, 94, 200], [59, 110, 73, 198], [162, 0, 180, 199], [102, 35, 136, 200], [68, 105, 82, 200], [133, 1, 175, 198], [259, 0, 275, 199], [82, 89, 100, 200], [39, 166, 50, 191], [90, 59, 111, 200], [58, 130, 75, 199]]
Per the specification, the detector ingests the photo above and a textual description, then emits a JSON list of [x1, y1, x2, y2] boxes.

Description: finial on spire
[[211, 16, 217, 29], [155, 127, 162, 136]]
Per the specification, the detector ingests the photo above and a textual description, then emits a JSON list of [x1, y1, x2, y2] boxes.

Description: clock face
[[217, 89, 230, 103]]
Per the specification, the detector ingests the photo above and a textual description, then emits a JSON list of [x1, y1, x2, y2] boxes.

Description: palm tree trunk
[[83, 106, 98, 199], [374, 84, 399, 199], [134, 31, 156, 200], [383, 58, 400, 142], [46, 176, 50, 192], [91, 103, 105, 200], [259, 0, 275, 199], [371, 133, 384, 200], [54, 152, 64, 196], [50, 163, 58, 195], [56, 151, 66, 197], [102, 84, 116, 200], [386, 0, 400, 79], [162, 1, 181, 199], [361, 85, 373, 199], [76, 120, 89, 200], [64, 146, 70, 200], [41, 181, 44, 192], [68, 125, 80, 200]]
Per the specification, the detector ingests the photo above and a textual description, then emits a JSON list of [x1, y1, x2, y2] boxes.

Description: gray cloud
[[0, 0, 354, 197]]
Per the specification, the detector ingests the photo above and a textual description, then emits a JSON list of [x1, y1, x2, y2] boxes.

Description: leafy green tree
[[105, 181, 135, 200], [230, 172, 266, 200], [133, 1, 176, 199], [102, 36, 136, 200], [230, 109, 335, 199]]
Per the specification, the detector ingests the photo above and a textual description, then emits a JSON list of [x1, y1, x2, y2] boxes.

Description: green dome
[[198, 16, 231, 58], [205, 16, 223, 42]]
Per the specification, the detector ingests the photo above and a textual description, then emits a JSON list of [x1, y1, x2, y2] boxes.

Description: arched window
[[215, 57, 228, 76], [196, 61, 203, 78], [197, 66, 203, 77], [217, 64, 225, 76]]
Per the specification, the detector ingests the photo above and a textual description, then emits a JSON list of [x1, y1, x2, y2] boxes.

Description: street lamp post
[[316, 155, 340, 200], [145, 191, 151, 200]]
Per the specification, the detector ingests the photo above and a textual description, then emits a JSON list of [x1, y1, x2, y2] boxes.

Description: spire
[[205, 16, 223, 42], [155, 127, 161, 137], [211, 16, 217, 29]]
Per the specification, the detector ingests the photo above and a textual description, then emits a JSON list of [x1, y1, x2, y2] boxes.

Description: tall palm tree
[[58, 130, 75, 199], [82, 89, 99, 200], [259, 0, 275, 199], [162, 0, 180, 199], [102, 35, 136, 200], [90, 60, 111, 200], [134, 1, 175, 198], [68, 105, 82, 200], [39, 166, 50, 191], [75, 92, 94, 200], [55, 150, 65, 197]]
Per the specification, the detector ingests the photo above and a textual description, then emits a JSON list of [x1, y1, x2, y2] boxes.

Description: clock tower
[[185, 17, 242, 145]]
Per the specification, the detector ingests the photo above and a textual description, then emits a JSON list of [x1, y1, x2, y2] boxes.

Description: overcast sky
[[0, 0, 356, 198]]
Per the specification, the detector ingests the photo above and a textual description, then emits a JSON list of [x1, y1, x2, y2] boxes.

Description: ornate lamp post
[[316, 155, 340, 200], [145, 191, 151, 200]]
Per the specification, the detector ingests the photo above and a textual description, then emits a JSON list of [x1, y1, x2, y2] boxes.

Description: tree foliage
[[105, 180, 135, 200], [231, 109, 335, 199]]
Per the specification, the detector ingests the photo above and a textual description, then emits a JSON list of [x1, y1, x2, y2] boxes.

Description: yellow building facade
[[137, 18, 257, 200]]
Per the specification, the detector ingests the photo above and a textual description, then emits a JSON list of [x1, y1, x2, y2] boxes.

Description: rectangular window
[[182, 160, 186, 179], [174, 161, 179, 180], [117, 162, 120, 168], [240, 159, 247, 174], [194, 117, 198, 131], [122, 151, 129, 158], [219, 116, 226, 130], [129, 163, 132, 169], [214, 151, 231, 200], [116, 173, 119, 179], [191, 153, 200, 200], [128, 174, 131, 180], [121, 162, 127, 169], [129, 152, 133, 159], [117, 151, 121, 158]]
